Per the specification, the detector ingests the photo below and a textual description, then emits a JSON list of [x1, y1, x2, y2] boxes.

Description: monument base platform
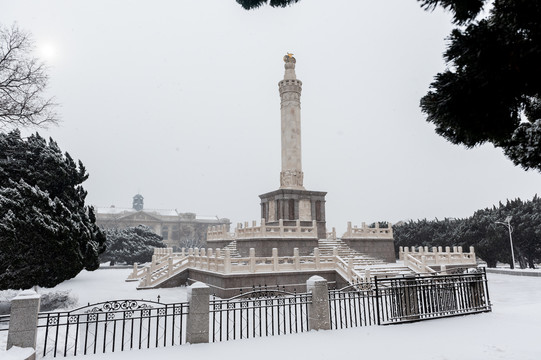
[[236, 237, 318, 257], [259, 188, 327, 239], [342, 238, 396, 263]]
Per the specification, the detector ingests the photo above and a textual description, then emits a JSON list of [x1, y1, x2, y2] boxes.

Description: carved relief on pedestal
[[280, 169, 304, 189], [299, 199, 312, 221]]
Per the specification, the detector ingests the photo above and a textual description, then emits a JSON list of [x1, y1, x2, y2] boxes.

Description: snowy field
[[2, 268, 541, 360]]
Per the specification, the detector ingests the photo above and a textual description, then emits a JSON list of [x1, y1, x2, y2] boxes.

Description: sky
[[2, 0, 540, 234]]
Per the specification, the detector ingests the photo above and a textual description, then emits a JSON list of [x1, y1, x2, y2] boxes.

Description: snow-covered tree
[[100, 225, 165, 265], [0, 130, 105, 290]]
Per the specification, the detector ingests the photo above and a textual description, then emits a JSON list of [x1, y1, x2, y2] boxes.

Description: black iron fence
[[329, 284, 378, 329], [328, 268, 491, 329], [376, 268, 491, 324], [1, 269, 491, 358], [210, 287, 311, 342], [36, 300, 188, 357]]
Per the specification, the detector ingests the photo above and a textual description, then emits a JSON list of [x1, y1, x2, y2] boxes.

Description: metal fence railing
[[376, 268, 491, 324], [36, 300, 188, 358], [1, 269, 491, 357], [210, 287, 311, 342]]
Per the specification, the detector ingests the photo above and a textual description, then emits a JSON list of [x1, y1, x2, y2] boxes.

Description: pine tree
[[100, 225, 165, 265], [0, 130, 105, 290]]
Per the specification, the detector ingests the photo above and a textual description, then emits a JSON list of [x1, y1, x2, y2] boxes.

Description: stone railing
[[207, 219, 318, 242], [326, 227, 337, 240], [207, 224, 233, 241], [400, 246, 476, 273], [135, 246, 370, 289], [236, 219, 318, 239], [126, 247, 174, 281], [342, 221, 393, 239]]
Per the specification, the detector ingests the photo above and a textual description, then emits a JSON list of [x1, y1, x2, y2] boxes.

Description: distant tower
[[259, 54, 327, 239], [132, 194, 144, 211]]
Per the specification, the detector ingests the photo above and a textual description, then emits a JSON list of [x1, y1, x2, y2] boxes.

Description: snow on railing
[[342, 222, 393, 239], [134, 246, 367, 289], [400, 246, 476, 274], [207, 219, 318, 242]]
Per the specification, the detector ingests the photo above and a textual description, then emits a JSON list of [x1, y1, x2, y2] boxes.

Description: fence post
[[7, 290, 40, 359], [224, 248, 231, 274], [249, 248, 256, 273], [314, 248, 320, 270], [186, 282, 210, 344], [374, 276, 381, 325], [306, 276, 331, 331], [294, 248, 300, 270], [145, 267, 151, 287], [401, 276, 420, 321]]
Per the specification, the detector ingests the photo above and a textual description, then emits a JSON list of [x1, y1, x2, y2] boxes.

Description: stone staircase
[[316, 238, 415, 280], [222, 240, 242, 258]]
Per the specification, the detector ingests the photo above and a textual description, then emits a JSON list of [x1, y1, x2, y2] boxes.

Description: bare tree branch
[[0, 23, 59, 129]]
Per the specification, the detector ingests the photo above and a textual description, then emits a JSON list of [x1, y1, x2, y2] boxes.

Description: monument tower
[[259, 54, 327, 239]]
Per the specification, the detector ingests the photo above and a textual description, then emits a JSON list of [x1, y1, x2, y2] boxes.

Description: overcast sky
[[2, 0, 540, 233]]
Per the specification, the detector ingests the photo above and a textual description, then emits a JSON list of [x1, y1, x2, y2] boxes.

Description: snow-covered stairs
[[315, 238, 415, 281]]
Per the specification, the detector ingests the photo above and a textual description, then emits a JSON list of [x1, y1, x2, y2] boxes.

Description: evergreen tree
[[0, 130, 105, 290], [393, 196, 541, 268], [419, 0, 541, 171], [100, 225, 165, 265]]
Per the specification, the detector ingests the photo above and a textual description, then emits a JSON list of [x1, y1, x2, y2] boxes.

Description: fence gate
[[375, 268, 491, 324], [328, 284, 379, 329], [210, 287, 311, 342], [36, 299, 188, 357]]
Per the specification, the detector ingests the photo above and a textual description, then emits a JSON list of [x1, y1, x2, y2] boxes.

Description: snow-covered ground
[[2, 269, 541, 360]]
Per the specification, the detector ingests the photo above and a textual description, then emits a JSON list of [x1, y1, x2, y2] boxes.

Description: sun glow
[[38, 41, 58, 62]]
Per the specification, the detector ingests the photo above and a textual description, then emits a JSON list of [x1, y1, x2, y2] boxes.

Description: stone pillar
[[272, 248, 279, 271], [7, 290, 40, 359], [249, 248, 256, 273], [186, 282, 210, 344], [314, 248, 320, 270], [306, 276, 330, 331], [224, 249, 231, 274], [279, 54, 304, 190], [294, 248, 300, 270]]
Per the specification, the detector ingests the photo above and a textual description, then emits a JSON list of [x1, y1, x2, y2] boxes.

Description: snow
[[13, 290, 40, 300], [1, 269, 540, 360], [3, 346, 34, 360]]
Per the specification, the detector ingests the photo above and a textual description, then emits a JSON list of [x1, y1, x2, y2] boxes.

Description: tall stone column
[[279, 54, 304, 190]]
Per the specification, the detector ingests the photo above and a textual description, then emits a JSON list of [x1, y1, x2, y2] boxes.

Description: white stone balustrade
[[342, 222, 393, 239], [208, 219, 318, 242], [326, 227, 337, 240], [235, 219, 318, 239], [207, 224, 233, 241], [400, 246, 476, 273], [137, 246, 344, 289]]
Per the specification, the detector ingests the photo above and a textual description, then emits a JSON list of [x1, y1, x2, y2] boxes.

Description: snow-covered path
[[3, 269, 541, 360]]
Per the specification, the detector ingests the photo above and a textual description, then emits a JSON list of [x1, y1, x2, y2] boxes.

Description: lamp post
[[495, 216, 515, 270]]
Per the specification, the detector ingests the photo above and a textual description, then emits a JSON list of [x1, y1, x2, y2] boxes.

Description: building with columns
[[96, 194, 230, 250]]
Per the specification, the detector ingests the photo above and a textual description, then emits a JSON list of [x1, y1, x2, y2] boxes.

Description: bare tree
[[0, 24, 58, 129]]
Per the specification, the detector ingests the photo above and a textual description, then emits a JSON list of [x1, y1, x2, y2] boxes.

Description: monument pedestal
[[259, 188, 327, 239]]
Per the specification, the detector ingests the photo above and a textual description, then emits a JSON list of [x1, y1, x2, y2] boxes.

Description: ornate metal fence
[[375, 268, 491, 324], [36, 300, 189, 357], [329, 268, 491, 328], [210, 287, 311, 342], [329, 284, 378, 329]]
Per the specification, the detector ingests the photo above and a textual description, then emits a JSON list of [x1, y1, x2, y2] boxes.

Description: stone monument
[[259, 54, 327, 240]]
